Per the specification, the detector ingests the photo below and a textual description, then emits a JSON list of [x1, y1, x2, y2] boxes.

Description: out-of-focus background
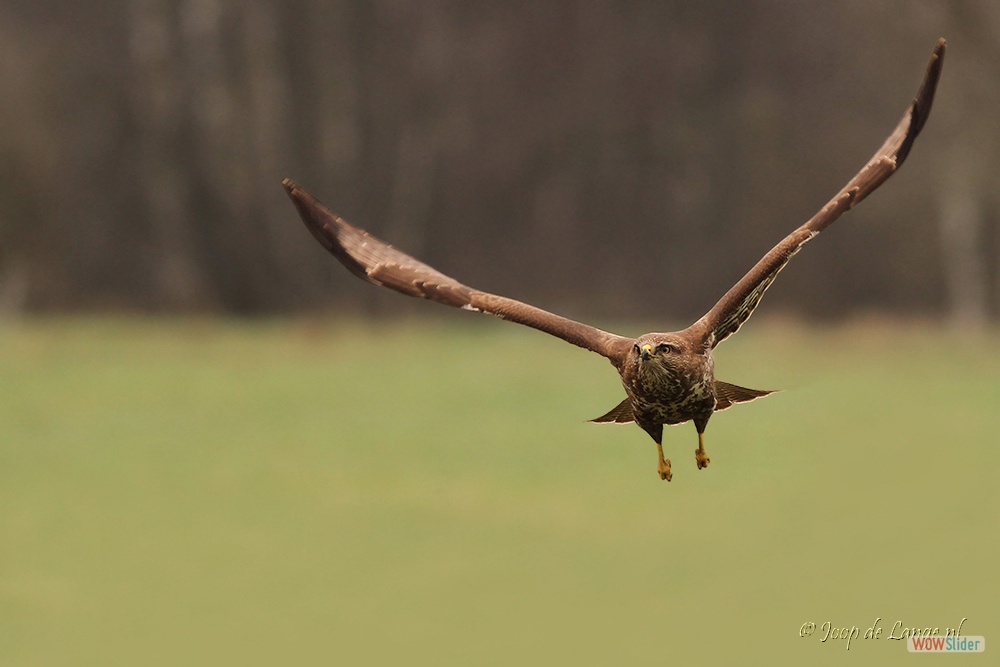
[[1, 0, 998, 323], [1, 2, 998, 666]]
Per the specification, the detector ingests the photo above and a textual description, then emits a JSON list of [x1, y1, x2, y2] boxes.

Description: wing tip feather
[[897, 38, 946, 165], [281, 179, 376, 282]]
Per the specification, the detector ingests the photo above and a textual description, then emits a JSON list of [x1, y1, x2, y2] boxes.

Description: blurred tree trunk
[[243, 0, 296, 309], [130, 0, 204, 309], [0, 24, 45, 316], [180, 0, 252, 310], [933, 1, 1000, 328], [939, 144, 988, 329], [309, 0, 364, 204]]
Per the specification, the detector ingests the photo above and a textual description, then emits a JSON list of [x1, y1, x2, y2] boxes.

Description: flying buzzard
[[283, 40, 944, 481]]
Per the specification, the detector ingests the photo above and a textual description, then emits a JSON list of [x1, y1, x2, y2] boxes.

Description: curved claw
[[658, 459, 673, 481], [695, 449, 711, 470]]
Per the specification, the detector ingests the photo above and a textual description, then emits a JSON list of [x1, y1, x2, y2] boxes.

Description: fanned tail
[[592, 383, 774, 422]]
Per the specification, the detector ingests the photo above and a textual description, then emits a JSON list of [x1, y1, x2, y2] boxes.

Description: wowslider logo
[[908, 635, 985, 653]]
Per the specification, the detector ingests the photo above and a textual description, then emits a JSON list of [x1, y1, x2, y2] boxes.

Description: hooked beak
[[640, 344, 652, 361]]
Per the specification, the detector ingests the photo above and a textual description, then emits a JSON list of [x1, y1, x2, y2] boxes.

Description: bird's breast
[[623, 356, 715, 425]]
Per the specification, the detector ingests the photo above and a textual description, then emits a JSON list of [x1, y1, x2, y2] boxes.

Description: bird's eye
[[658, 343, 675, 354], [633, 344, 641, 355]]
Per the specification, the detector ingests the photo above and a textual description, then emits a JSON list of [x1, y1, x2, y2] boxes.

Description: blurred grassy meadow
[[1, 317, 997, 665]]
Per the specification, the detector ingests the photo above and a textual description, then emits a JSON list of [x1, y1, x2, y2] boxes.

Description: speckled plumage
[[283, 40, 945, 481]]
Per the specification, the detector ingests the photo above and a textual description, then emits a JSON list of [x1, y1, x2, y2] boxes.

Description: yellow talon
[[657, 443, 673, 481], [695, 431, 710, 470]]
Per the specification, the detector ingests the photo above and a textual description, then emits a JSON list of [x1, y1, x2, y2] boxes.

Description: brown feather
[[713, 381, 775, 412], [693, 39, 945, 349], [283, 180, 632, 361], [590, 398, 635, 424]]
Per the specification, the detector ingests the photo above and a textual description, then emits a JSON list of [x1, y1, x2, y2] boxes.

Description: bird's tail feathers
[[589, 398, 634, 424], [714, 381, 776, 411]]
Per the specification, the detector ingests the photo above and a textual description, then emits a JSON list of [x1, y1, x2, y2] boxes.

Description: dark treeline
[[1, 1, 998, 324]]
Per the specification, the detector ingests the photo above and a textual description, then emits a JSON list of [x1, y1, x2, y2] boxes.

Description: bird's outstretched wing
[[692, 39, 945, 349], [283, 180, 632, 361]]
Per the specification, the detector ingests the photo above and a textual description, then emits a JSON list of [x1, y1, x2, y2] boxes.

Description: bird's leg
[[656, 442, 672, 481], [641, 422, 671, 481], [695, 430, 710, 470]]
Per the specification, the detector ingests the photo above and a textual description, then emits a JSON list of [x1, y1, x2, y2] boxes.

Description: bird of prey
[[283, 39, 944, 481]]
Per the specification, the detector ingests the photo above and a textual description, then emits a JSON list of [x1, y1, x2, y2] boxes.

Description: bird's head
[[631, 333, 691, 377]]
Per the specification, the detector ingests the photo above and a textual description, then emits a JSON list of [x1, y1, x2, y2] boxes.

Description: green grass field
[[1, 317, 997, 665]]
